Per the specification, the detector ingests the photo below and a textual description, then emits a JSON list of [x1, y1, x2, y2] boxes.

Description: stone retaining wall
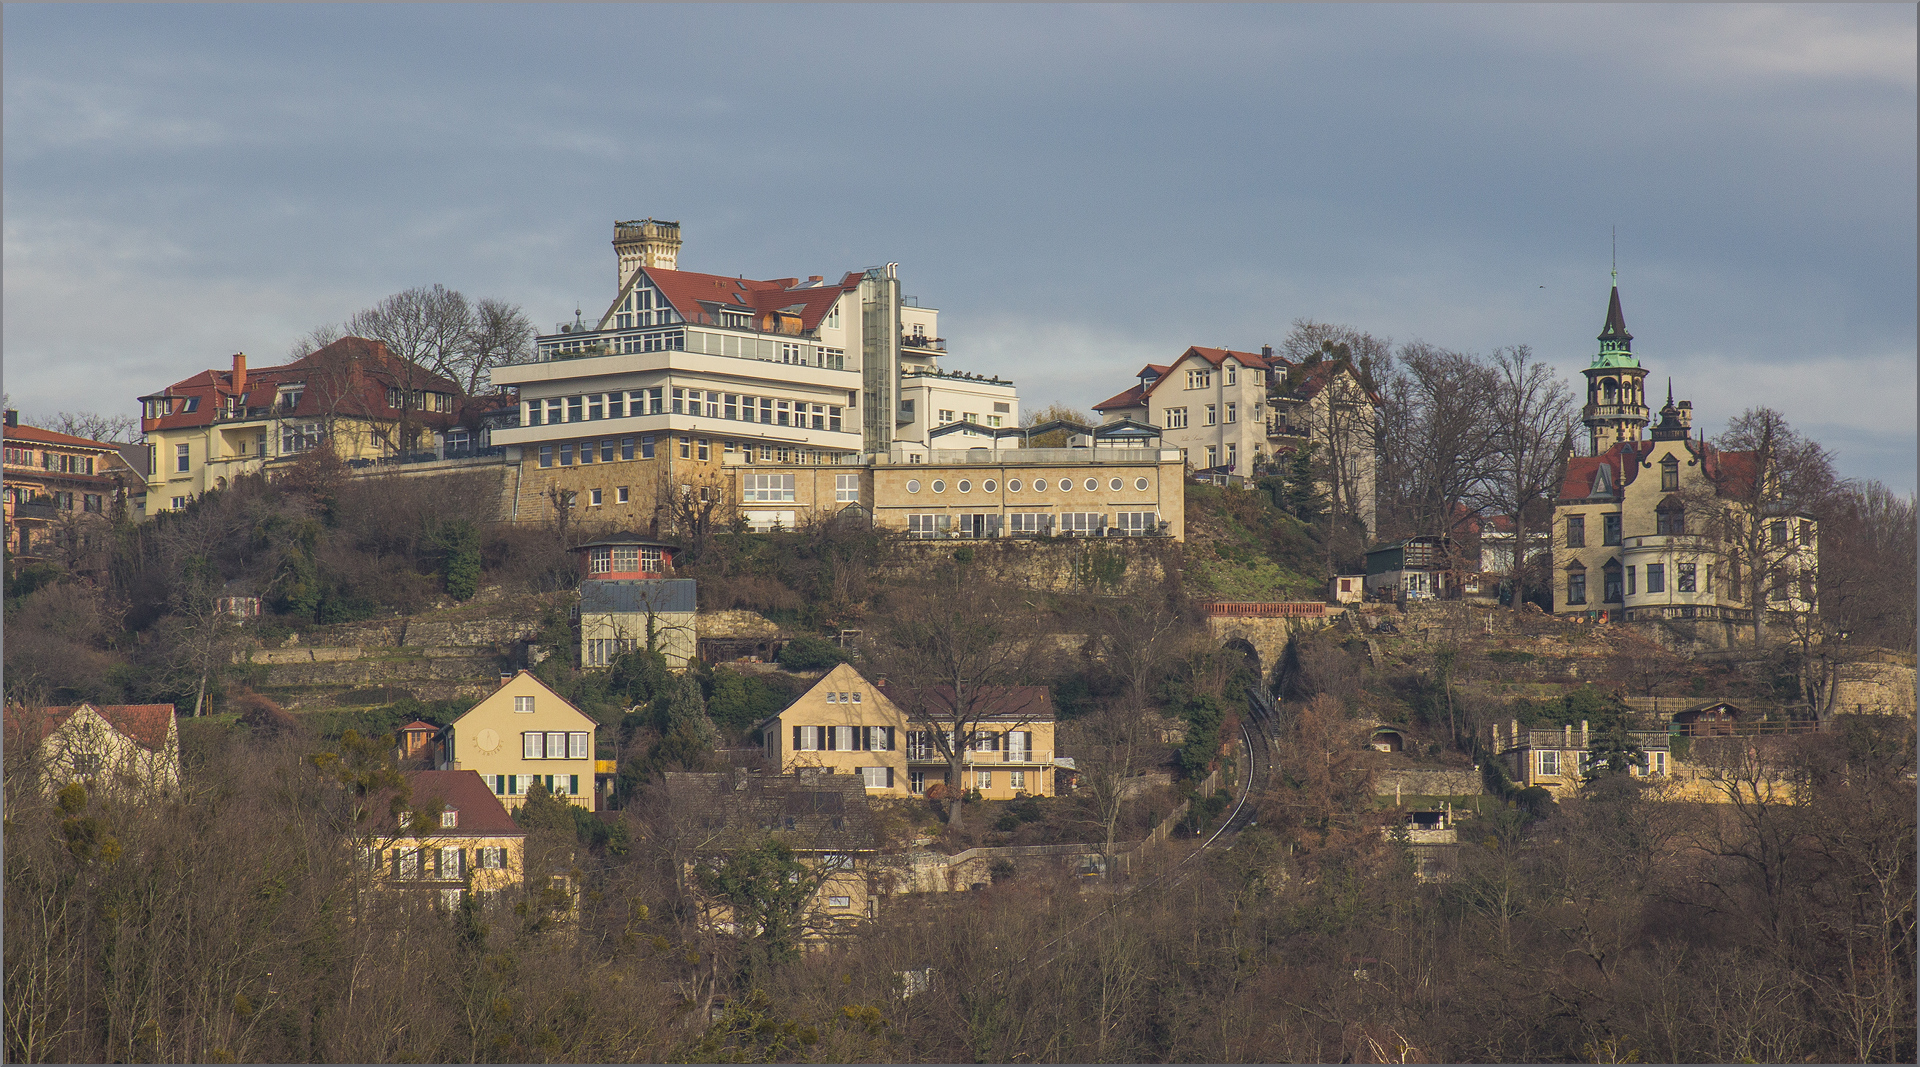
[[1375, 768, 1483, 798]]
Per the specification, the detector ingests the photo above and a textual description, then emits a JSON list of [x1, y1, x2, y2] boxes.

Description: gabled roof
[[1091, 382, 1149, 412], [140, 337, 463, 434], [1283, 361, 1386, 407], [615, 266, 861, 335], [369, 770, 522, 835], [6, 704, 177, 752], [2, 424, 126, 451], [874, 683, 1055, 723], [664, 771, 880, 852]]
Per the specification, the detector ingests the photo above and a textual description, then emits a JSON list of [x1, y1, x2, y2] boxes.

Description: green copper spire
[[1590, 274, 1638, 369]]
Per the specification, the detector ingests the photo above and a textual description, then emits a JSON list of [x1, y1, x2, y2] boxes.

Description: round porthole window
[[1084, 478, 1098, 492], [1110, 477, 1124, 491], [1008, 479, 1022, 492], [906, 479, 921, 494], [957, 479, 971, 493], [982, 479, 997, 493], [1032, 478, 1048, 492], [1135, 477, 1149, 491], [932, 479, 946, 493]]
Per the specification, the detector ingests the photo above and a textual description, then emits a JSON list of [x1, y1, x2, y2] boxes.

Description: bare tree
[[29, 411, 139, 444], [287, 322, 344, 360], [1070, 598, 1191, 862], [861, 567, 1040, 829], [1817, 480, 1916, 654], [1685, 407, 1837, 651], [459, 297, 536, 396], [1376, 343, 1500, 540], [1479, 345, 1577, 612]]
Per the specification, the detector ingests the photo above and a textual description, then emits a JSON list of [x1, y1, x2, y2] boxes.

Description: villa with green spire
[[1581, 271, 1652, 454]]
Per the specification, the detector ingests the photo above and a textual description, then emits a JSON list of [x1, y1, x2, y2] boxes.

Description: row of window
[[371, 846, 512, 880], [385, 387, 455, 413], [793, 725, 893, 752], [904, 476, 1153, 495], [739, 473, 862, 504], [3, 449, 100, 474], [1566, 561, 1706, 604], [524, 389, 846, 433], [488, 773, 582, 796], [539, 436, 653, 467], [1535, 750, 1668, 778], [585, 638, 639, 667], [6, 487, 105, 513], [1164, 402, 1243, 429], [934, 410, 1004, 428], [587, 545, 665, 574], [521, 731, 592, 760], [907, 512, 1158, 538]]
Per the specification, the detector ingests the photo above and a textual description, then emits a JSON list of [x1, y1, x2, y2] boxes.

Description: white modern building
[[492, 220, 1016, 468]]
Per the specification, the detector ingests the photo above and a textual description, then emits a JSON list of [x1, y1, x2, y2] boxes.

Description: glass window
[[1646, 564, 1665, 593], [1677, 562, 1696, 593], [1603, 514, 1621, 545], [589, 548, 611, 574], [579, 440, 594, 464], [1538, 750, 1560, 778], [1567, 515, 1585, 548], [1626, 566, 1636, 596], [515, 695, 534, 713], [1567, 571, 1587, 604], [1661, 457, 1679, 491], [621, 437, 635, 460]]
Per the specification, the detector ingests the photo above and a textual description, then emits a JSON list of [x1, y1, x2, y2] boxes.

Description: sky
[[5, 4, 1914, 493]]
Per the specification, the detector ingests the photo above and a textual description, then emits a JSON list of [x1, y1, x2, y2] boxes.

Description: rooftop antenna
[[1611, 225, 1617, 286]]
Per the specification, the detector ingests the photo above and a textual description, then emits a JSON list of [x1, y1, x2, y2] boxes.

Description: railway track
[[1005, 684, 1280, 972]]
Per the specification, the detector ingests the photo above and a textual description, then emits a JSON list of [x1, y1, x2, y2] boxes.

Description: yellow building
[[1492, 720, 1673, 800], [725, 427, 1186, 541], [360, 770, 526, 909], [665, 769, 883, 938], [756, 664, 1063, 800], [3, 703, 179, 799], [136, 339, 466, 516], [438, 671, 600, 811]]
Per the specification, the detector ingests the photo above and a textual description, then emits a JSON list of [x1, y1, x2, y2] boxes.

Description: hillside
[[1179, 483, 1326, 600]]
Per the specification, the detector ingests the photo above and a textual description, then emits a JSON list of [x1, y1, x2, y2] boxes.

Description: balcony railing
[[903, 748, 1054, 765], [901, 334, 946, 352], [1266, 417, 1308, 438]]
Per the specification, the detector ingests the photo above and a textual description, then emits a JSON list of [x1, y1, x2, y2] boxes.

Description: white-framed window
[[866, 726, 890, 750], [546, 731, 567, 759], [1058, 513, 1104, 535], [1537, 750, 1560, 778], [827, 895, 853, 908], [743, 473, 796, 502], [909, 770, 926, 793], [524, 732, 544, 759], [515, 696, 535, 714], [398, 849, 421, 879], [833, 725, 856, 751], [440, 811, 458, 828], [836, 473, 859, 503], [1115, 512, 1158, 536], [1008, 512, 1051, 536], [1225, 402, 1237, 423], [1186, 369, 1211, 389], [907, 514, 948, 539], [975, 770, 992, 790], [1007, 731, 1031, 761], [571, 732, 590, 759], [1164, 407, 1188, 429], [860, 767, 891, 789], [1010, 770, 1026, 790], [971, 731, 998, 753], [1224, 362, 1237, 386], [796, 725, 822, 751], [589, 548, 612, 574], [939, 409, 955, 423], [617, 486, 630, 503], [612, 546, 640, 570], [640, 546, 662, 571], [588, 487, 604, 507], [1205, 404, 1217, 426]]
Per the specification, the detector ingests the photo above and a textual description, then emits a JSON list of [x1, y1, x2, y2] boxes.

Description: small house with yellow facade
[[438, 671, 600, 811], [360, 770, 526, 910], [756, 664, 1063, 800]]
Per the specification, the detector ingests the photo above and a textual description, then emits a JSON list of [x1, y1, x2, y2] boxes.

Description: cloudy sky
[[6, 4, 1913, 491]]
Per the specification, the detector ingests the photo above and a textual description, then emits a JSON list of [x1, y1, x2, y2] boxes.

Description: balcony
[[1584, 402, 1650, 421], [901, 334, 946, 352], [1266, 417, 1308, 438], [904, 748, 1054, 765]]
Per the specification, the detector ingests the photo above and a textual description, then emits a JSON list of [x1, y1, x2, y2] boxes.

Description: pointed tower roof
[[1589, 271, 1640, 369]]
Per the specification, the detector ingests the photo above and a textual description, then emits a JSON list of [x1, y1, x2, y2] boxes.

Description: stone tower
[[1582, 272, 1650, 454], [613, 219, 682, 289]]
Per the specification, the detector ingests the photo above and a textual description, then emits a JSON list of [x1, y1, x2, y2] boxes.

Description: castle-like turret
[[1582, 272, 1651, 454], [613, 219, 682, 289]]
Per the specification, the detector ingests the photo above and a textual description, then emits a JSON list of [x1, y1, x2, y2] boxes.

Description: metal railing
[[1202, 601, 1328, 618]]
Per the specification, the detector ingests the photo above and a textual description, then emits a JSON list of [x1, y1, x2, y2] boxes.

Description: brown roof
[[140, 337, 463, 435], [873, 683, 1055, 723], [396, 770, 521, 835], [1560, 439, 1760, 503], [400, 720, 439, 733], [636, 266, 860, 334], [1, 424, 125, 451], [6, 704, 176, 752], [664, 771, 880, 852], [1091, 382, 1150, 412]]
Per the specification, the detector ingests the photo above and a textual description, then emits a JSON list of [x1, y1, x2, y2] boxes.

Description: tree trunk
[[1510, 510, 1528, 613], [946, 749, 966, 828]]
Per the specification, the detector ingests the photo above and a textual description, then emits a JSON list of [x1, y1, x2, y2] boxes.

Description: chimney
[[808, 275, 823, 283], [231, 353, 247, 398], [3, 410, 15, 428], [1261, 344, 1274, 359], [499, 672, 514, 689]]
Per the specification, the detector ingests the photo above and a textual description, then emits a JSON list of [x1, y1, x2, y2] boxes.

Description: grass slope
[[1181, 483, 1325, 601]]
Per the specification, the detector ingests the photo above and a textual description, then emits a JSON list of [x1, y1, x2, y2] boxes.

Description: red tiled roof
[[634, 266, 859, 335], [401, 721, 439, 732], [399, 770, 521, 835], [1124, 348, 1282, 405], [140, 337, 463, 435], [1092, 383, 1149, 412], [1, 424, 125, 451], [6, 704, 177, 752]]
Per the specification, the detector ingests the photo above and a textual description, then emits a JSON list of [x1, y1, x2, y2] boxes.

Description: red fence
[[1203, 601, 1328, 618]]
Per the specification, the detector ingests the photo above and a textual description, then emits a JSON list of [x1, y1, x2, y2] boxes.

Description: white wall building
[[494, 220, 1016, 464]]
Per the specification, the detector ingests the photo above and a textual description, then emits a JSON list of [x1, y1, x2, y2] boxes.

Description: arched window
[[1602, 558, 1623, 602], [1656, 497, 1685, 536], [1660, 454, 1679, 492]]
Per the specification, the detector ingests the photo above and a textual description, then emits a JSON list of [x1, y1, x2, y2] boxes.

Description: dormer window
[[1660, 455, 1679, 492], [440, 811, 458, 829]]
